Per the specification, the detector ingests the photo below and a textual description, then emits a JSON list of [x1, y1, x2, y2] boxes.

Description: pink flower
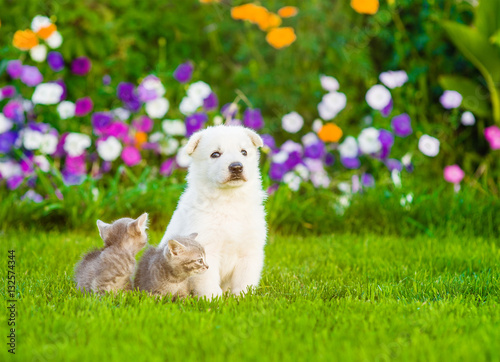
[[121, 146, 141, 166], [443, 165, 465, 184], [75, 97, 94, 117], [160, 158, 175, 176], [484, 125, 500, 150]]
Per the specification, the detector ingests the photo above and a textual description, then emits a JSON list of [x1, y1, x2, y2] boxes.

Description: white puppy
[[159, 125, 267, 298]]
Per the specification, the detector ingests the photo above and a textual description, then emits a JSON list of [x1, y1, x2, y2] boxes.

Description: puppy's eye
[[241, 150, 247, 156], [197, 258, 203, 263], [210, 152, 221, 158]]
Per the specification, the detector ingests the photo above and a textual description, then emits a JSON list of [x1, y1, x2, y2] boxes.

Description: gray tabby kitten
[[134, 233, 208, 299], [74, 213, 148, 294]]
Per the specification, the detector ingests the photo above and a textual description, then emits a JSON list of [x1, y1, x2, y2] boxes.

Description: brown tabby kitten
[[134, 233, 208, 299], [74, 213, 148, 294]]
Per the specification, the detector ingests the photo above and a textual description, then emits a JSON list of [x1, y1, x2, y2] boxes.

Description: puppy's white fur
[[160, 125, 267, 298]]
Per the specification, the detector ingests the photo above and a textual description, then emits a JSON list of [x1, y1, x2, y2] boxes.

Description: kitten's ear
[[128, 213, 149, 235], [188, 232, 198, 240], [245, 128, 263, 148], [167, 239, 186, 256], [185, 131, 202, 155], [96, 220, 110, 241]]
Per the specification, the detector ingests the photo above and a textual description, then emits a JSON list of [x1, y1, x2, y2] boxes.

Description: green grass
[[2, 229, 500, 361]]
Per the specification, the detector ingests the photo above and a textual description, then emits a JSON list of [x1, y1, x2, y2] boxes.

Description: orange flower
[[318, 123, 343, 143], [278, 6, 298, 18], [36, 23, 57, 40], [351, 0, 379, 15], [135, 132, 148, 149], [265, 27, 296, 49], [231, 4, 266, 22], [199, 0, 220, 2], [257, 12, 282, 31], [12, 29, 39, 50]]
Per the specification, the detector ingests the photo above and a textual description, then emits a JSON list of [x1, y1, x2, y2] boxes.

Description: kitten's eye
[[210, 152, 221, 158], [241, 150, 247, 156]]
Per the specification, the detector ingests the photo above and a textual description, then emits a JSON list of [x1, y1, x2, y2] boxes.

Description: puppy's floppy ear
[[167, 239, 187, 256], [185, 131, 203, 155], [244, 128, 263, 148], [128, 213, 148, 235], [96, 220, 110, 242]]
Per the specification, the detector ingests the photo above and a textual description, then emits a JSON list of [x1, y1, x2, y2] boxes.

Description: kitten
[[134, 233, 208, 299], [74, 213, 148, 294]]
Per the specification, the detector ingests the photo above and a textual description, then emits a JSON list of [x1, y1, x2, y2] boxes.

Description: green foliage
[[438, 75, 490, 117]]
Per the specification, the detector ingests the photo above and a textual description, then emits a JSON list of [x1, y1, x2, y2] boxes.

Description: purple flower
[[361, 173, 375, 188], [385, 158, 402, 172], [92, 112, 113, 135], [267, 183, 279, 195], [20, 66, 43, 87], [75, 97, 94, 117], [62, 171, 85, 186], [203, 93, 219, 111], [71, 57, 92, 76], [105, 122, 128, 139], [324, 153, 335, 166], [7, 60, 23, 79], [304, 141, 325, 159], [47, 51, 64, 72], [269, 162, 287, 181], [341, 157, 360, 169], [160, 158, 175, 176], [1, 86, 16, 99], [261, 134, 276, 150], [102, 75, 111, 86], [378, 129, 394, 159], [243, 109, 264, 130], [0, 131, 18, 153], [132, 116, 153, 132], [3, 101, 24, 123], [121, 146, 141, 166], [381, 98, 393, 117], [137, 75, 163, 102], [185, 113, 208, 136], [221, 103, 238, 118], [65, 154, 87, 174], [22, 190, 43, 203], [285, 151, 302, 170], [173, 62, 194, 83], [391, 113, 412, 137], [7, 175, 24, 190], [117, 82, 135, 101], [20, 157, 34, 175], [53, 79, 67, 101]]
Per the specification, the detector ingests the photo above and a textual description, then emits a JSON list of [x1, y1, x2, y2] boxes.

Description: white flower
[[64, 133, 91, 157], [176, 147, 192, 168], [32, 83, 63, 105], [418, 135, 440, 157], [31, 15, 51, 32], [461, 111, 475, 126], [149, 132, 164, 143], [379, 70, 408, 89], [0, 161, 22, 179], [310, 171, 330, 188], [283, 172, 301, 191], [272, 151, 289, 163], [179, 96, 202, 115], [338, 136, 358, 158], [34, 155, 50, 172], [312, 119, 323, 133], [39, 133, 58, 154], [294, 164, 310, 180], [46, 31, 63, 49], [358, 127, 381, 154], [29, 44, 47, 62], [97, 136, 122, 161], [0, 113, 13, 134], [281, 140, 303, 153], [162, 120, 186, 136], [282, 111, 304, 133], [337, 182, 351, 193], [160, 138, 180, 155], [23, 129, 44, 150], [113, 107, 131, 121], [145, 98, 169, 119], [213, 115, 224, 125], [57, 101, 75, 119], [366, 85, 392, 110], [440, 90, 462, 109], [301, 132, 319, 147], [141, 76, 165, 99], [392, 170, 402, 188], [187, 81, 211, 103], [23, 100, 34, 112], [320, 75, 339, 92], [402, 153, 412, 167], [304, 158, 324, 173], [318, 92, 347, 120]]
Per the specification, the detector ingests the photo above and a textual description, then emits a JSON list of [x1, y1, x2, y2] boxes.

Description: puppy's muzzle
[[228, 162, 243, 175]]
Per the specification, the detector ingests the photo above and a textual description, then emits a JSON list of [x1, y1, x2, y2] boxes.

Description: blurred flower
[[71, 57, 92, 76], [179, 96, 202, 115], [256, 12, 282, 31], [145, 98, 169, 118], [92, 113, 113, 135], [173, 62, 194, 83], [47, 51, 64, 72], [31, 16, 51, 32], [444, 165, 465, 184], [121, 146, 141, 166], [132, 116, 153, 132], [312, 119, 323, 133], [318, 123, 343, 142], [160, 158, 175, 176], [381, 99, 393, 117], [366, 85, 391, 110], [461, 111, 475, 126], [32, 83, 64, 104], [97, 136, 122, 161], [22, 190, 43, 203], [162, 120, 186, 136], [418, 135, 440, 157], [338, 136, 358, 158], [221, 103, 238, 118], [113, 108, 131, 121], [351, 0, 379, 14], [278, 6, 299, 18], [186, 113, 208, 136], [159, 137, 179, 155], [57, 101, 75, 119], [391, 113, 412, 137], [29, 44, 47, 62], [138, 75, 165, 102], [283, 172, 301, 191], [261, 134, 276, 150], [302, 132, 318, 147], [7, 61, 23, 79], [102, 75, 112, 86], [105, 122, 129, 139], [320, 75, 339, 92], [7, 175, 24, 190], [440, 90, 462, 109], [75, 97, 93, 117], [361, 173, 375, 188], [1, 86, 16, 99], [213, 115, 224, 125], [385, 158, 402, 172], [117, 82, 136, 101], [20, 66, 43, 87], [392, 170, 402, 188], [188, 81, 212, 103], [23, 129, 43, 150], [378, 129, 394, 158], [358, 127, 381, 154], [269, 162, 286, 181], [282, 111, 304, 133], [318, 92, 347, 120], [64, 133, 91, 157], [53, 79, 67, 101], [203, 93, 218, 111], [341, 157, 360, 169], [285, 151, 302, 170], [39, 133, 58, 154], [0, 114, 13, 134], [266, 27, 296, 49], [484, 125, 500, 150], [3, 101, 24, 122], [379, 70, 408, 89], [243, 109, 264, 130], [46, 31, 63, 49], [13, 30, 38, 50], [304, 141, 325, 159]]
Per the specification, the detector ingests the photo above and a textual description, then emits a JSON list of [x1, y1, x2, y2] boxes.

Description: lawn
[[2, 229, 499, 361]]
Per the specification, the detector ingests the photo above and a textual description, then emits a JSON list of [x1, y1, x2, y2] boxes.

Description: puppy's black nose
[[228, 162, 243, 174]]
